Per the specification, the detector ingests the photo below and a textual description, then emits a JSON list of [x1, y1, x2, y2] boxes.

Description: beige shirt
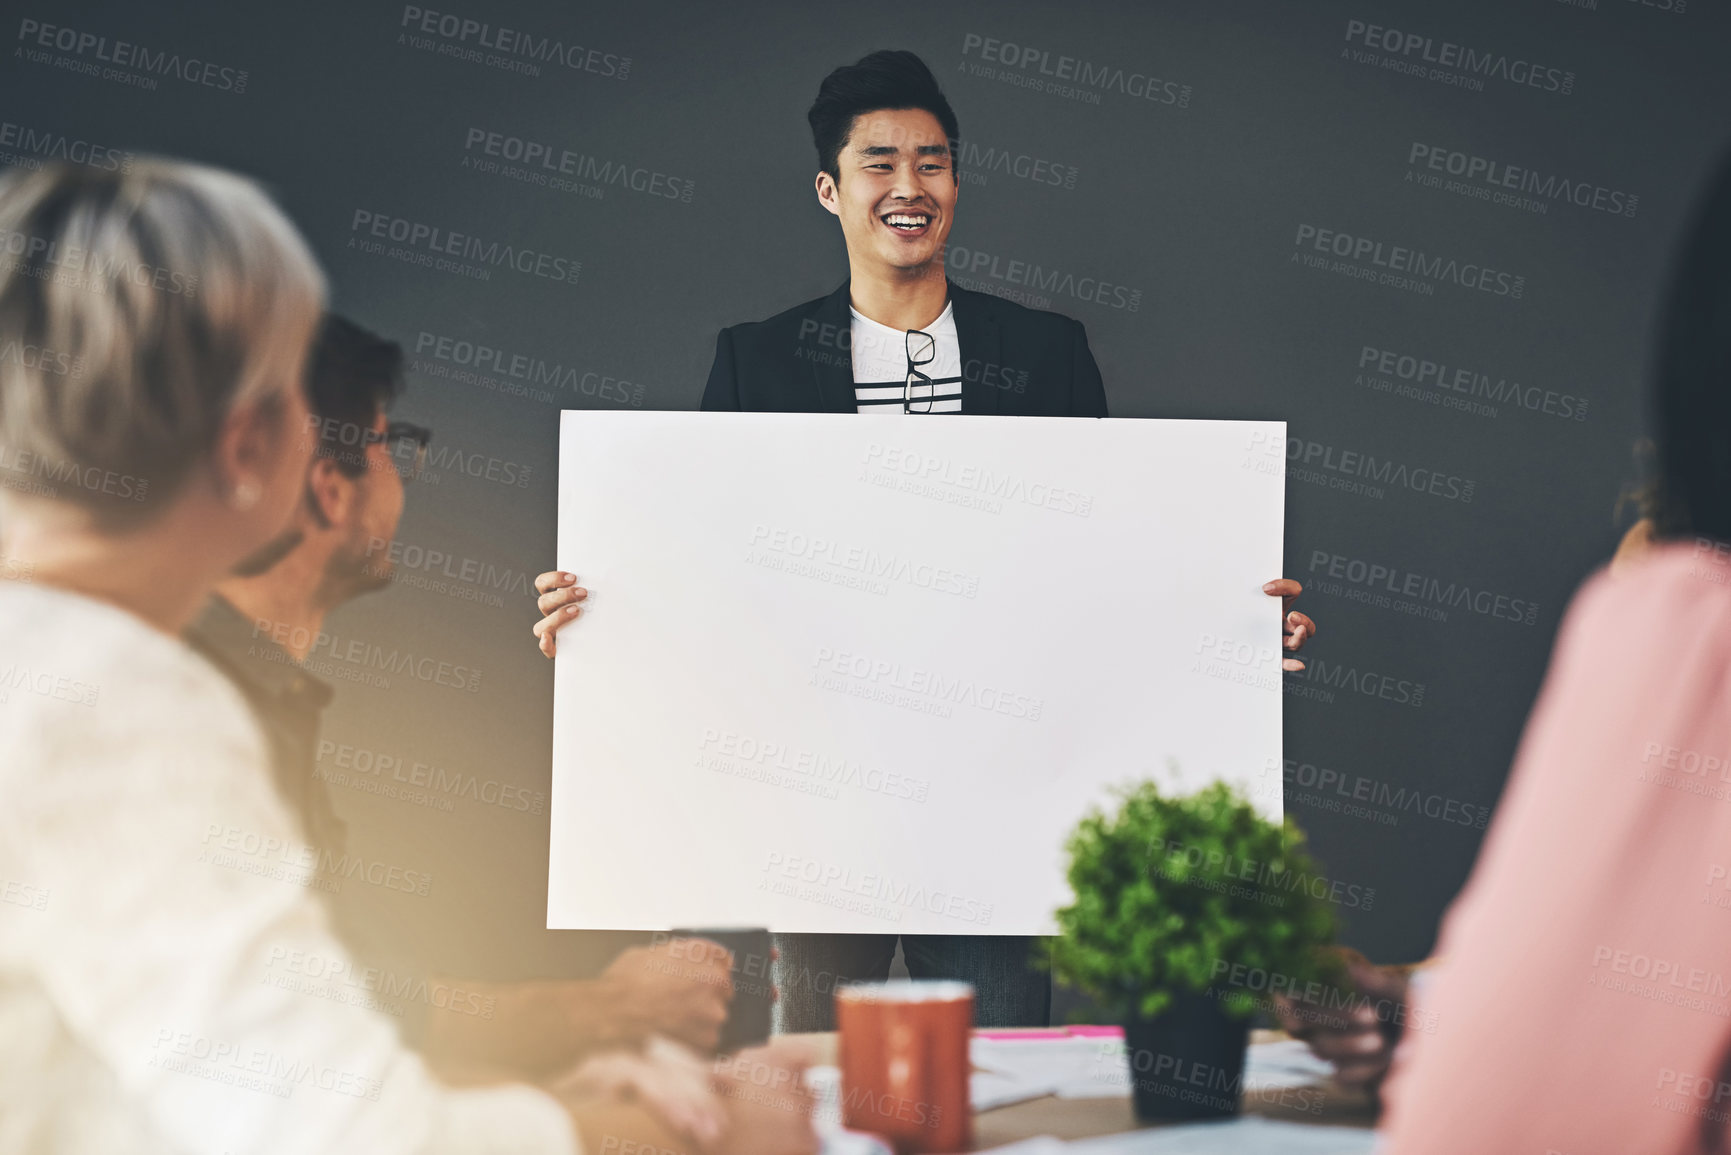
[[0, 581, 578, 1154]]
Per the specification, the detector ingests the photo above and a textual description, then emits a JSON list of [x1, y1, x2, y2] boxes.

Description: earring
[[231, 480, 262, 511]]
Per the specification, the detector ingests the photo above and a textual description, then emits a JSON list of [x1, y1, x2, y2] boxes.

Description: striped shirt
[[850, 301, 962, 414]]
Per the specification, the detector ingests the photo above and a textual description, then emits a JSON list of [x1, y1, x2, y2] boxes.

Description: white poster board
[[549, 413, 1285, 935]]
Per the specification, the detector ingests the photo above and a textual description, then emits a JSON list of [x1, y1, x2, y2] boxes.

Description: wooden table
[[795, 1029, 1379, 1149]]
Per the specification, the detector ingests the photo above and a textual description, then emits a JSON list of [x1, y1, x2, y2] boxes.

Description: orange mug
[[836, 980, 973, 1154]]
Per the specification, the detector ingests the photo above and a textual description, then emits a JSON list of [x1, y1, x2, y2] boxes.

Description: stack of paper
[[819, 1132, 895, 1155], [972, 1033, 1132, 1103], [1240, 1039, 1338, 1092], [807, 1067, 896, 1154], [805, 1065, 844, 1130], [1069, 1117, 1378, 1153], [968, 1033, 1337, 1108], [973, 1068, 1063, 1112]]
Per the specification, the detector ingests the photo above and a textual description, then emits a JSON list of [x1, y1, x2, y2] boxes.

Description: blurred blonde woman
[[0, 161, 814, 1155]]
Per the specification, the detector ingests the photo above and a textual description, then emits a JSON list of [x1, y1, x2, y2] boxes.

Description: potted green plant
[[1047, 779, 1342, 1121]]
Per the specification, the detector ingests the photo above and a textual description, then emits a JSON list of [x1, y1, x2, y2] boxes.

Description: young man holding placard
[[533, 50, 1314, 1032]]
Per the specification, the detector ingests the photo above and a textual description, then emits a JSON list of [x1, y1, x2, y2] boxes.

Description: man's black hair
[[808, 50, 959, 183], [307, 314, 404, 476]]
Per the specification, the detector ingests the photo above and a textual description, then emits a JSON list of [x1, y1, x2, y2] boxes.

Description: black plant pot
[[1123, 991, 1251, 1122]]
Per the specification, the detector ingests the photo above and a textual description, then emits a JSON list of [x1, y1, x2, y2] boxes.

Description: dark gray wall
[[4, 0, 1722, 982]]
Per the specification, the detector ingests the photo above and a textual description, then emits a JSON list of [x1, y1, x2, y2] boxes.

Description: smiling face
[[816, 107, 958, 281]]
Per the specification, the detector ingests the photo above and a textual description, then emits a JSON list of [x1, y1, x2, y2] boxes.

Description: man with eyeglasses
[[187, 316, 743, 1097], [188, 314, 424, 853], [534, 50, 1315, 1032]]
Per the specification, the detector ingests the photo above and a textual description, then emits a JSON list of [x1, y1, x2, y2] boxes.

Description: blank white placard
[[549, 413, 1285, 935]]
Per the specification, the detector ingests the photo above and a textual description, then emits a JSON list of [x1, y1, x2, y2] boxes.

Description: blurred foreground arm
[[559, 1039, 820, 1155], [421, 938, 734, 1081], [1274, 947, 1424, 1099]]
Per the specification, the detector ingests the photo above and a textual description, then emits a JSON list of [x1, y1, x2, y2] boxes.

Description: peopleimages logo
[[0, 226, 198, 298], [1636, 739, 1731, 805], [363, 535, 534, 606], [698, 727, 931, 803], [248, 619, 483, 694], [955, 138, 1079, 190], [1589, 945, 1731, 1002], [0, 662, 100, 708], [1308, 549, 1540, 627], [761, 851, 995, 927], [861, 442, 1093, 516], [1284, 437, 1475, 504], [960, 33, 1192, 108], [1357, 344, 1587, 423], [1407, 143, 1637, 219], [946, 244, 1140, 312], [1269, 755, 1492, 830], [349, 210, 580, 286], [0, 119, 131, 172], [16, 17, 250, 93], [462, 128, 694, 203], [1147, 837, 1375, 910], [1341, 18, 1575, 95], [1191, 632, 1281, 694], [397, 6, 629, 79], [1554, 0, 1686, 15], [0, 444, 147, 503], [315, 739, 546, 815], [148, 1028, 382, 1101], [1208, 958, 1438, 1033], [1293, 224, 1525, 300], [749, 524, 980, 599], [201, 824, 433, 897], [413, 331, 644, 407], [420, 443, 533, 488], [0, 879, 49, 911], [1288, 657, 1426, 708], [265, 946, 497, 1021], [811, 646, 1044, 722]]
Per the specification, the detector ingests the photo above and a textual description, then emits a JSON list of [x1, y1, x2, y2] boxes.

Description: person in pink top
[[1379, 150, 1731, 1154]]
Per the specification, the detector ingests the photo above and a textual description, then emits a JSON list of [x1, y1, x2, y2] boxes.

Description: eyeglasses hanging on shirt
[[904, 328, 946, 414], [852, 321, 961, 413]]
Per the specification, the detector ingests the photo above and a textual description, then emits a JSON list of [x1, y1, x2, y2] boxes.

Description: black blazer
[[699, 280, 1109, 417]]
